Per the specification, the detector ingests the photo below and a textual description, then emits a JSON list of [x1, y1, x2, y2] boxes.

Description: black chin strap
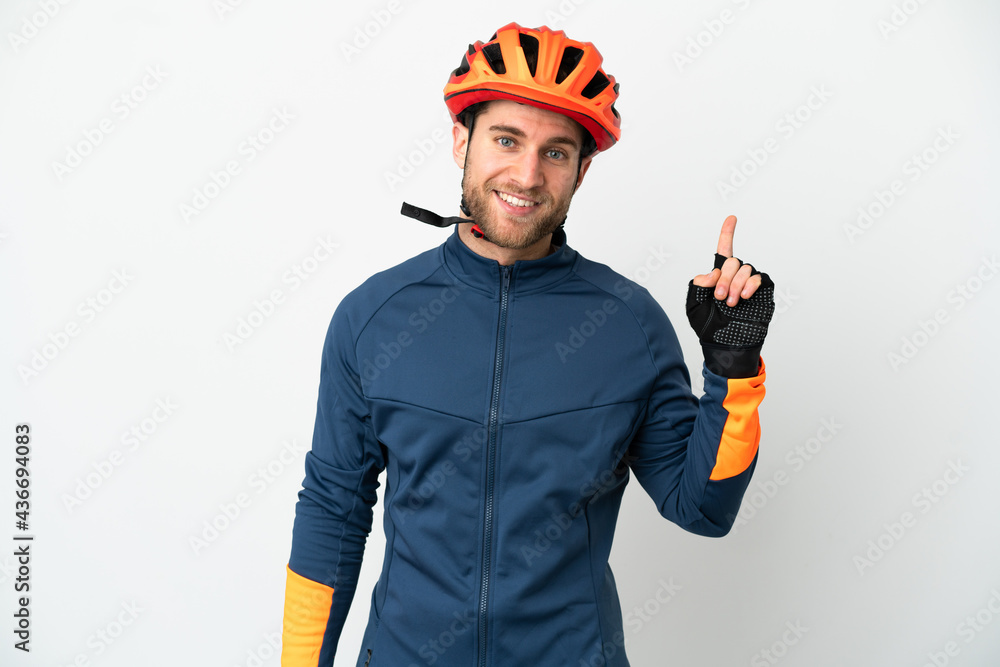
[[399, 202, 467, 228], [400, 202, 490, 240], [400, 201, 569, 247], [401, 109, 493, 241]]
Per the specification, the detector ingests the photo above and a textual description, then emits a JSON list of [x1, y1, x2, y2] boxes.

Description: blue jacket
[[282, 227, 766, 667]]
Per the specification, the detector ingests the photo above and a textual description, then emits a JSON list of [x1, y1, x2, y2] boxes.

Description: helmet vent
[[555, 46, 584, 84], [453, 47, 473, 77], [581, 70, 610, 99], [519, 34, 539, 77], [482, 42, 506, 75]]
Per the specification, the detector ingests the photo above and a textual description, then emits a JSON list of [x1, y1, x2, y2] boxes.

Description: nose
[[510, 150, 544, 191]]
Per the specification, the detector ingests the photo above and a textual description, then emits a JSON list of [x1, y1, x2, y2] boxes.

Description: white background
[[2, 1, 999, 665]]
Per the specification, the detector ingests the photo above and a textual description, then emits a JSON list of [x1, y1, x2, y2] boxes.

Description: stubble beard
[[461, 170, 573, 250]]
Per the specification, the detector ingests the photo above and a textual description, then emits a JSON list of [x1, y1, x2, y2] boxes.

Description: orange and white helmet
[[444, 22, 621, 154]]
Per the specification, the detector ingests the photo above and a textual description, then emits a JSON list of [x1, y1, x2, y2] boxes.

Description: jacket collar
[[442, 226, 577, 294]]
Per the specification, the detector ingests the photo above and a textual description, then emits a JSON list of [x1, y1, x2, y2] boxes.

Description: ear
[[452, 121, 470, 169], [574, 153, 595, 191]]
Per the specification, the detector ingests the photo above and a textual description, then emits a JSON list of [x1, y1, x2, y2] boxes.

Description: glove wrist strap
[[701, 343, 762, 378]]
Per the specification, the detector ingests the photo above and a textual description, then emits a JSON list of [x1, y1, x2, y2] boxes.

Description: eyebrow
[[487, 123, 581, 149]]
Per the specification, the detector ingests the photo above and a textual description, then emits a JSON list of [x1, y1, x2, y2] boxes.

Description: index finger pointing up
[[717, 215, 737, 257]]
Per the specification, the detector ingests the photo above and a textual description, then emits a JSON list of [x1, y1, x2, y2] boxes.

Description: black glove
[[686, 253, 774, 378]]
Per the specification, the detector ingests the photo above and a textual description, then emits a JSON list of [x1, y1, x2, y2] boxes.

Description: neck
[[456, 222, 555, 265]]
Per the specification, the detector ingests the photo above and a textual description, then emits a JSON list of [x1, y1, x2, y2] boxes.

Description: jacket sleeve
[[626, 304, 765, 537], [282, 301, 385, 666]]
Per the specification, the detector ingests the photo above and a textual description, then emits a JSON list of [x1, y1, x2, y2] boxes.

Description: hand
[[686, 215, 773, 377], [691, 215, 762, 307]]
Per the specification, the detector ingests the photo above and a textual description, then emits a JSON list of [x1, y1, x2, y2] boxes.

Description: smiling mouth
[[495, 190, 539, 209]]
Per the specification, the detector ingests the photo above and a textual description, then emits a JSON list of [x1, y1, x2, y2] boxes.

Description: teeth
[[498, 191, 537, 208]]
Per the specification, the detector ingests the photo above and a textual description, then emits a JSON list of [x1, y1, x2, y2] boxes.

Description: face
[[453, 100, 592, 251]]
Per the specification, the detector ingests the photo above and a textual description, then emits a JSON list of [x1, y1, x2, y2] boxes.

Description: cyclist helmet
[[444, 22, 621, 155]]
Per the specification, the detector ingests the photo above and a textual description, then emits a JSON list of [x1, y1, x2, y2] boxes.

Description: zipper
[[364, 648, 372, 667], [478, 265, 511, 667]]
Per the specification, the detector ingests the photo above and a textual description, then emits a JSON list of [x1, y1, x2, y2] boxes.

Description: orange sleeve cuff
[[281, 564, 334, 667], [709, 359, 766, 481]]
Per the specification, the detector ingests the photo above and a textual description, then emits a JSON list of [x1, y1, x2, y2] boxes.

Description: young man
[[282, 22, 774, 667]]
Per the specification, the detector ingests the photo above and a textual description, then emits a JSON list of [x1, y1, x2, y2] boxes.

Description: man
[[282, 22, 774, 667]]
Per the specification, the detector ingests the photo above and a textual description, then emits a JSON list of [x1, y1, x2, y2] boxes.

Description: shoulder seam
[[571, 267, 659, 373], [350, 249, 447, 349]]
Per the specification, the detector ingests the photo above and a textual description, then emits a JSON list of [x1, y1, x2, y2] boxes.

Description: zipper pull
[[365, 648, 372, 667]]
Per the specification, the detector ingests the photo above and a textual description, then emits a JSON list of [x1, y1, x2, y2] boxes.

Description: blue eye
[[498, 137, 514, 147], [547, 150, 565, 160]]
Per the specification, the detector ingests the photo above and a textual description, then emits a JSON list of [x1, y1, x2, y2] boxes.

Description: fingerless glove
[[686, 253, 774, 377]]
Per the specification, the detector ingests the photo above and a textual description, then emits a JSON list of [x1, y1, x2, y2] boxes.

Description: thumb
[[691, 269, 721, 288]]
